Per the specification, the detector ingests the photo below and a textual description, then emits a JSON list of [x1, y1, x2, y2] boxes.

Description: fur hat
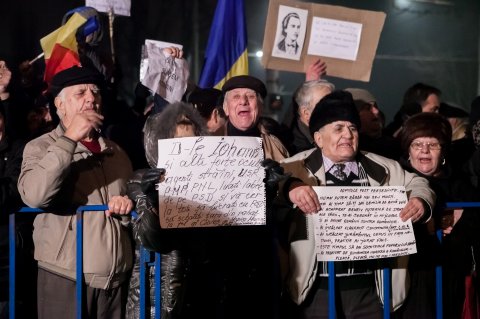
[[143, 102, 208, 167], [222, 75, 267, 98], [309, 90, 361, 137], [49, 66, 104, 97]]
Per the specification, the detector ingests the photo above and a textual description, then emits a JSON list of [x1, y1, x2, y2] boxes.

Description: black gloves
[[127, 168, 173, 252], [261, 159, 290, 204], [140, 168, 165, 207]]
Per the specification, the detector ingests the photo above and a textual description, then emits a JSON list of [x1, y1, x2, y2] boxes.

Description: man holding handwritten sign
[[213, 75, 290, 318], [279, 91, 435, 318]]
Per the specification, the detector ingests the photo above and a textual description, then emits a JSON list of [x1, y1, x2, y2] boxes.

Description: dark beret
[[309, 90, 361, 137], [222, 75, 267, 98], [49, 66, 105, 97], [439, 102, 469, 118]]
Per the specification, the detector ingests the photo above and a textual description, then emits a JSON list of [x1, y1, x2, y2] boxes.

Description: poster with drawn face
[[272, 5, 308, 61]]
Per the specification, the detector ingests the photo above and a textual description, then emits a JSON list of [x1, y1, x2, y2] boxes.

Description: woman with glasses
[[395, 112, 480, 319]]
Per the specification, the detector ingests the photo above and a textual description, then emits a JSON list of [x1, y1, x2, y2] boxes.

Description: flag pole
[[29, 53, 44, 65], [108, 7, 116, 66]]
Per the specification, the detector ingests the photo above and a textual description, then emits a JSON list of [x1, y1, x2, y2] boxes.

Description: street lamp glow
[[255, 50, 263, 58]]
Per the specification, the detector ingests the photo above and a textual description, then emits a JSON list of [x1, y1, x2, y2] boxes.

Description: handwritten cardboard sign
[[262, 0, 386, 82], [312, 186, 416, 261], [156, 136, 266, 228]]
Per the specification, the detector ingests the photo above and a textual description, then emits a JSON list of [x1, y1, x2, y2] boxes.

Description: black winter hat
[[309, 90, 361, 137], [49, 66, 105, 97], [439, 102, 469, 118], [187, 87, 222, 118], [222, 75, 267, 98]]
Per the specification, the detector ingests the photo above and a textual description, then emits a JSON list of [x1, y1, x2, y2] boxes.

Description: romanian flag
[[40, 13, 87, 84], [198, 0, 248, 90]]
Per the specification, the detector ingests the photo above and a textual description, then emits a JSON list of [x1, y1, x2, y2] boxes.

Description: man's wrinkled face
[[223, 88, 260, 131], [55, 83, 101, 128], [314, 120, 359, 163]]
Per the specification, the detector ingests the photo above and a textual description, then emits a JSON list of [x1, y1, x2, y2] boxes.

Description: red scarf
[[80, 139, 101, 154]]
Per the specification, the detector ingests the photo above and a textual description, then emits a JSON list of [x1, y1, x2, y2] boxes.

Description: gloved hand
[[127, 168, 172, 252], [140, 168, 165, 206], [261, 159, 290, 203]]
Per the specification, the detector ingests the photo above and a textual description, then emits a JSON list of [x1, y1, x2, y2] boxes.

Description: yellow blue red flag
[[198, 0, 248, 90], [40, 13, 87, 84]]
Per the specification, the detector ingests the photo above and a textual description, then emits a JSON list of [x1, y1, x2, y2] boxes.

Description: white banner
[[156, 136, 266, 228], [86, 0, 131, 17], [312, 186, 416, 261]]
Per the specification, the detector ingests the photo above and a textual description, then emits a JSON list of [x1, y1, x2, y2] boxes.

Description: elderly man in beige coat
[[18, 66, 133, 319]]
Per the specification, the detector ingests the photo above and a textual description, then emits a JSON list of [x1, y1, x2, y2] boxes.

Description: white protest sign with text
[[307, 17, 362, 61], [156, 136, 266, 228], [312, 186, 416, 261], [139, 40, 183, 82], [141, 44, 189, 103], [86, 0, 131, 16]]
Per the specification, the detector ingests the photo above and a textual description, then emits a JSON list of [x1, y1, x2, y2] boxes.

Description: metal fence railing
[[9, 202, 480, 319]]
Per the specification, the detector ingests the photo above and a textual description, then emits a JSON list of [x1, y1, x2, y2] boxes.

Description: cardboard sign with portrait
[[262, 0, 386, 82]]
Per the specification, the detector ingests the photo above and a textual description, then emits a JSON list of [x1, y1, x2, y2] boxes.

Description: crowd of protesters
[[1, 7, 480, 319]]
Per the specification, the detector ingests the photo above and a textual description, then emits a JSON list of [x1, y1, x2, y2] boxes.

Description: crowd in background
[[1, 6, 480, 319]]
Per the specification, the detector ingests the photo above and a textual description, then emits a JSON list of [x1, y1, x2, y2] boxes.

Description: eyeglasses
[[410, 141, 442, 150]]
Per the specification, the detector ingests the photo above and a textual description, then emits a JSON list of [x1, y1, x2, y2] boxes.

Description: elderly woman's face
[[314, 120, 359, 163], [409, 137, 442, 176]]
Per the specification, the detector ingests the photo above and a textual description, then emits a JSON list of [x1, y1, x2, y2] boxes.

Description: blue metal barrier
[[9, 207, 43, 319], [9, 205, 142, 319], [10, 202, 480, 319], [325, 202, 480, 319]]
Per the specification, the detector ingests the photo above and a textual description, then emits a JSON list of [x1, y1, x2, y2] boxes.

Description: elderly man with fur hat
[[278, 90, 435, 318], [18, 66, 134, 319]]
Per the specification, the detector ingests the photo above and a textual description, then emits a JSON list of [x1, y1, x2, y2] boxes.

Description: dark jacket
[[0, 136, 25, 221]]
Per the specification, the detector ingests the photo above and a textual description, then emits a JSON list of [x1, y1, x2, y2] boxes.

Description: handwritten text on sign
[[157, 136, 266, 228], [307, 17, 362, 61], [312, 186, 416, 261]]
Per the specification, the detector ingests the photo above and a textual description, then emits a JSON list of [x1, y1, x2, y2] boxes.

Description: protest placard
[[139, 40, 183, 82], [86, 0, 131, 16], [156, 136, 266, 228], [141, 42, 189, 103], [262, 0, 386, 82], [312, 186, 416, 261]]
